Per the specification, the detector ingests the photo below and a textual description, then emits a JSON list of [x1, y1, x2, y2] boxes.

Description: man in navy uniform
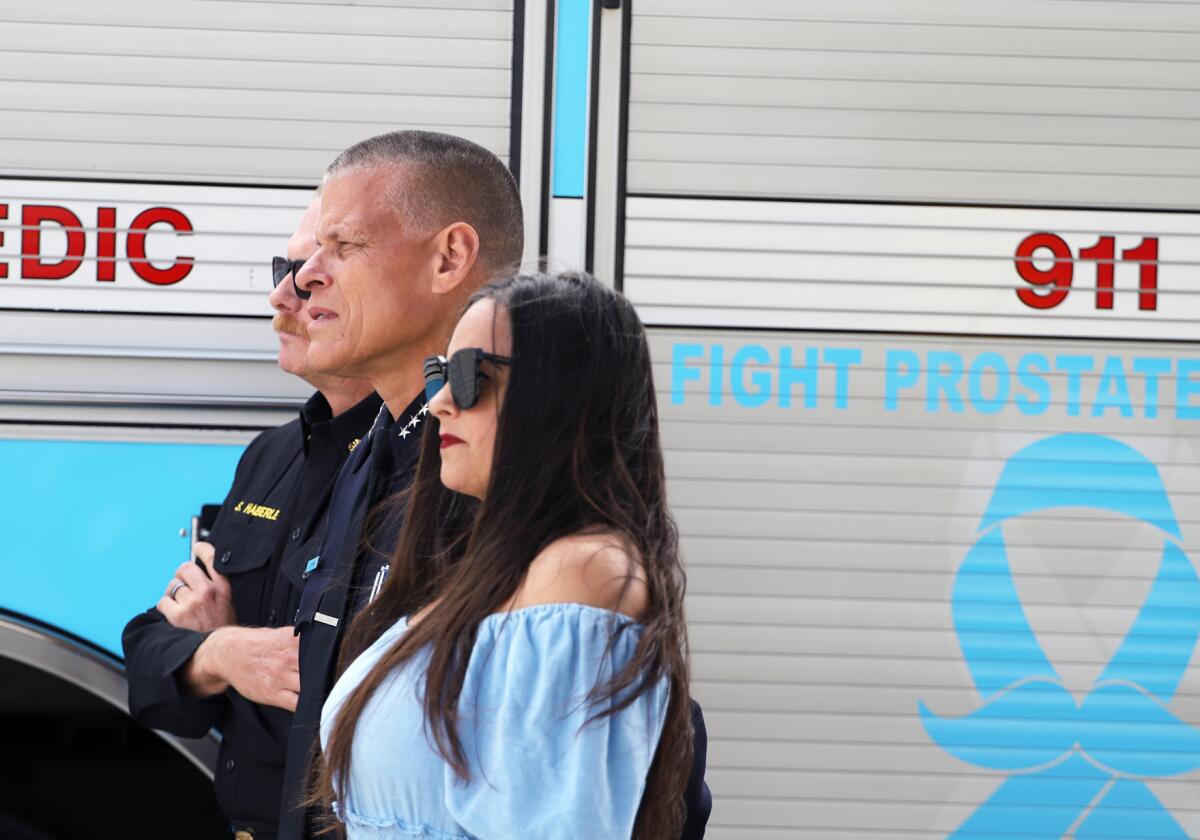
[[278, 130, 711, 840], [122, 197, 381, 840]]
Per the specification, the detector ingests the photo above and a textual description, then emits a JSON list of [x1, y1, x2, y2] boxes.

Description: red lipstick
[[439, 434, 464, 449]]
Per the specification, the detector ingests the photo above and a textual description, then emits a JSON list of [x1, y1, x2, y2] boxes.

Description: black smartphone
[[189, 504, 222, 576]]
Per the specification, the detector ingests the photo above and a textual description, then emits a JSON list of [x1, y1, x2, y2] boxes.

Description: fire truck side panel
[[609, 1, 1200, 837]]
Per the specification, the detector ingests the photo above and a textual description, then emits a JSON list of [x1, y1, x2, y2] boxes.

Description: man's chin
[[303, 342, 344, 379], [276, 345, 310, 378]]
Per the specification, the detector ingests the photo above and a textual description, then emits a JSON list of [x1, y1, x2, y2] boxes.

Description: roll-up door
[[0, 0, 534, 424], [655, 327, 1200, 839], [588, 3, 1200, 838], [0, 0, 518, 184], [628, 0, 1198, 208], [616, 0, 1200, 340]]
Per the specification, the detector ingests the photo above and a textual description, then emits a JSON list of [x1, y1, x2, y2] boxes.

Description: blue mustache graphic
[[921, 679, 1200, 776], [920, 435, 1200, 839]]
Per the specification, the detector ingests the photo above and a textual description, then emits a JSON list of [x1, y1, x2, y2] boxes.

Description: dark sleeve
[[680, 698, 712, 840], [120, 426, 284, 736], [121, 607, 226, 738]]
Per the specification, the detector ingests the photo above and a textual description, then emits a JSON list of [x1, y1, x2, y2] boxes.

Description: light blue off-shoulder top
[[320, 603, 669, 839]]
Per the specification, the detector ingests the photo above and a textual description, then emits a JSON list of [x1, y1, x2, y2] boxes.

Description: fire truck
[[3, 1, 1198, 837]]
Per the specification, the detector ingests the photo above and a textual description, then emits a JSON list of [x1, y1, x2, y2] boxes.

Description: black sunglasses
[[423, 348, 511, 410], [271, 257, 310, 300]]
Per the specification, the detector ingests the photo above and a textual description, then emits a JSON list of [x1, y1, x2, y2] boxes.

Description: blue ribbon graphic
[[920, 434, 1200, 838]]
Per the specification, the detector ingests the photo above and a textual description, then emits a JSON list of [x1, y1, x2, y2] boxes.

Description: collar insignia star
[[397, 403, 428, 441]]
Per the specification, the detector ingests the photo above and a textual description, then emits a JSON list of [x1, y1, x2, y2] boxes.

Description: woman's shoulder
[[505, 531, 649, 620]]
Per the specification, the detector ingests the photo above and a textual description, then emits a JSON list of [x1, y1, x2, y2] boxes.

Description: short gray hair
[[326, 131, 524, 274]]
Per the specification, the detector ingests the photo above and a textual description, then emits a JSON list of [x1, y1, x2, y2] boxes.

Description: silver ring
[[169, 580, 188, 600]]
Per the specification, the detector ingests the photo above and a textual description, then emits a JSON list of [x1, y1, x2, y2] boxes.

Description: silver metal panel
[[589, 3, 628, 286], [626, 0, 1200, 208], [0, 423, 257, 445], [0, 0, 517, 183], [0, 613, 220, 777], [0, 310, 306, 427], [622, 196, 1200, 338], [516, 0, 550, 272], [651, 326, 1200, 837]]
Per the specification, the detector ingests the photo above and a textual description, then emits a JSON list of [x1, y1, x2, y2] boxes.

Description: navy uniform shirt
[[280, 394, 427, 840], [122, 390, 381, 839], [278, 394, 712, 840]]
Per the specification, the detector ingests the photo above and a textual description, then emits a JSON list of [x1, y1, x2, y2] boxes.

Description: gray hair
[[326, 131, 524, 274]]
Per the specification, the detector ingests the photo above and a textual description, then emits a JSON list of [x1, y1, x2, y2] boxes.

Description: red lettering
[[127, 207, 194, 286], [1079, 236, 1116, 310], [1015, 232, 1072, 309], [0, 204, 7, 279], [1124, 237, 1159, 311], [96, 206, 117, 282], [21, 205, 84, 280]]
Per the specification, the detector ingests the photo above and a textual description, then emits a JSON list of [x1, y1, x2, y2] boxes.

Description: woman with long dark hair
[[314, 272, 693, 838]]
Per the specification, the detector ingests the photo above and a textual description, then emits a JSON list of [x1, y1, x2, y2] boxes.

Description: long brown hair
[[315, 272, 692, 838]]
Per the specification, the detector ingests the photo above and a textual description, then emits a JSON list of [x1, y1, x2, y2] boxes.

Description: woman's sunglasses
[[271, 257, 310, 300], [423, 348, 511, 410]]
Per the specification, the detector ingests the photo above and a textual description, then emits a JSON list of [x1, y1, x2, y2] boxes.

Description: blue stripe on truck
[[552, 0, 590, 198], [0, 438, 245, 657]]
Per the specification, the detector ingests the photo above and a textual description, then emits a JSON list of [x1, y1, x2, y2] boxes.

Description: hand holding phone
[[189, 503, 221, 577]]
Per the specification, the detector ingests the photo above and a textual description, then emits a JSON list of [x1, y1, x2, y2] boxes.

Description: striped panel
[[623, 196, 1200, 339], [0, 0, 516, 183], [626, 0, 1200, 208], [652, 327, 1200, 838]]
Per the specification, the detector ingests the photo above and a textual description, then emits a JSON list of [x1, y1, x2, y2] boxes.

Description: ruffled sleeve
[[445, 603, 669, 840]]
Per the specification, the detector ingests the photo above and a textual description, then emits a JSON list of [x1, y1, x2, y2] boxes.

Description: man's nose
[[268, 269, 302, 312], [294, 255, 325, 297]]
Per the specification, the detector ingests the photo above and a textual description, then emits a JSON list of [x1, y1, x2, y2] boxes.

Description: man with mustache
[[122, 196, 381, 840]]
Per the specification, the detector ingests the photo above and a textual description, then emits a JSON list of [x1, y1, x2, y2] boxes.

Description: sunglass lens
[[271, 257, 289, 287], [448, 349, 479, 410], [424, 375, 445, 405], [293, 272, 311, 301]]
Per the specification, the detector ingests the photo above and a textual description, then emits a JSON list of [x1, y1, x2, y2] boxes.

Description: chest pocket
[[209, 515, 282, 623], [211, 514, 279, 575]]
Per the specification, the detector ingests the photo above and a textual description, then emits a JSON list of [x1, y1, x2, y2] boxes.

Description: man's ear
[[431, 222, 481, 295]]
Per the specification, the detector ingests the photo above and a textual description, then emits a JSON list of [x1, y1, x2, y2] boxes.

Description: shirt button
[[220, 550, 231, 565], [225, 759, 236, 771], [290, 528, 302, 541], [268, 608, 278, 623]]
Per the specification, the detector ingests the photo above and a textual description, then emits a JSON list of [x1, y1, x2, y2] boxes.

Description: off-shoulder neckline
[[398, 601, 645, 634], [483, 601, 644, 627]]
